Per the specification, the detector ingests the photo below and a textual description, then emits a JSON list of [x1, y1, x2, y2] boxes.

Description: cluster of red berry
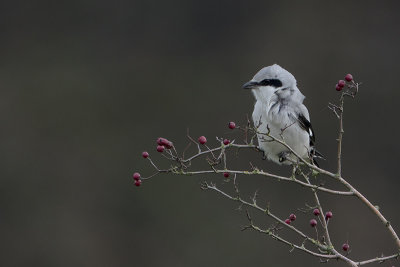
[[133, 172, 141, 187], [335, 74, 353, 91], [134, 119, 352, 253], [309, 209, 333, 227], [156, 137, 173, 152], [284, 213, 297, 225], [284, 209, 349, 250], [310, 209, 348, 251], [283, 209, 333, 227], [133, 121, 238, 186]]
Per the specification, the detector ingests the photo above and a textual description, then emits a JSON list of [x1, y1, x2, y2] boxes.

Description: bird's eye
[[259, 79, 282, 88]]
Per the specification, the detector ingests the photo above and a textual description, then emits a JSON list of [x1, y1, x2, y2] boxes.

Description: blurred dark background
[[1, 1, 400, 266]]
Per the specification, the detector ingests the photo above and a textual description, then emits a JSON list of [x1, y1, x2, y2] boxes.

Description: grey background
[[1, 1, 399, 266]]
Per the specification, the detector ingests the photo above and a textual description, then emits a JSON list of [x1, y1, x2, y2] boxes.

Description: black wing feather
[[297, 114, 324, 165], [297, 114, 315, 147]]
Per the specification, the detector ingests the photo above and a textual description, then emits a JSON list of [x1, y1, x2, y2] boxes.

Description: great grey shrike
[[243, 64, 319, 165]]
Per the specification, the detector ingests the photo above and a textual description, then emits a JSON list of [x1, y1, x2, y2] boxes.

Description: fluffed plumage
[[243, 64, 319, 165]]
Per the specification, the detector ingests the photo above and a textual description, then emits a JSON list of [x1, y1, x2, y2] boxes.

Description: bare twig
[[254, 126, 400, 249], [204, 182, 362, 267], [244, 210, 338, 260], [356, 252, 400, 266], [139, 79, 399, 266], [182, 143, 257, 163], [175, 169, 353, 195], [337, 96, 344, 177], [202, 182, 329, 252]]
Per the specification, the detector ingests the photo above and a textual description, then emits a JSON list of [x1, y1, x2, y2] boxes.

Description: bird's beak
[[242, 81, 258, 89]]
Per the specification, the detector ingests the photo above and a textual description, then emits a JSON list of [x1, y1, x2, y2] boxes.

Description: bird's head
[[243, 64, 302, 103]]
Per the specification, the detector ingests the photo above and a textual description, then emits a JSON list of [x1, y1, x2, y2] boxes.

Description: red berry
[[345, 74, 353, 82], [159, 138, 172, 148], [338, 80, 346, 88], [313, 208, 320, 216], [133, 172, 141, 181], [157, 145, 165, 152], [157, 138, 173, 149], [228, 121, 236, 129], [289, 214, 296, 221], [142, 151, 149, 158], [285, 219, 291, 225], [335, 84, 343, 91], [223, 139, 230, 145], [310, 219, 317, 227], [135, 179, 142, 187], [164, 141, 173, 149], [156, 137, 164, 145], [198, 136, 207, 145], [325, 211, 333, 220], [342, 243, 349, 251], [223, 172, 230, 178]]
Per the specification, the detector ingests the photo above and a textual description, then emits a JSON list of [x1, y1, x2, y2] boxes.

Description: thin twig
[[356, 252, 400, 266], [246, 216, 338, 260], [254, 127, 400, 249], [177, 169, 353, 195], [337, 96, 344, 176], [202, 182, 329, 252], [182, 144, 257, 163]]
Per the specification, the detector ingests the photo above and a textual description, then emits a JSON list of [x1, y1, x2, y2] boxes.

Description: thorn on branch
[[241, 225, 253, 232], [328, 102, 341, 119], [251, 190, 259, 205], [245, 209, 253, 223]]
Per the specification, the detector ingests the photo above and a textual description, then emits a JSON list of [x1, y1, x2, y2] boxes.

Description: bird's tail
[[310, 148, 325, 167]]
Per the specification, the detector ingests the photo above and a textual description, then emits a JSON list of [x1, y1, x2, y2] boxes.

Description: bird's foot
[[262, 150, 267, 160], [278, 151, 291, 163]]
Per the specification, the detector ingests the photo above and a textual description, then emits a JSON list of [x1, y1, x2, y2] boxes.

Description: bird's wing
[[294, 105, 325, 161], [297, 113, 315, 147], [293, 104, 314, 145]]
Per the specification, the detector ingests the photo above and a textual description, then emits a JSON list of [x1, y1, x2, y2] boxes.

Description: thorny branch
[[200, 181, 330, 253], [242, 210, 338, 260], [249, 82, 400, 250], [138, 79, 399, 266]]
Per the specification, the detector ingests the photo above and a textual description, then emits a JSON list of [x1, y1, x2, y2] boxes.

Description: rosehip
[[345, 74, 353, 82], [342, 243, 349, 251], [223, 139, 230, 145], [142, 151, 149, 158], [133, 172, 141, 181], [335, 84, 343, 91], [198, 136, 207, 144], [157, 145, 165, 152], [135, 179, 142, 187], [156, 137, 165, 145], [338, 80, 346, 88], [325, 211, 333, 220], [285, 219, 291, 225], [223, 172, 230, 178], [289, 214, 296, 221], [159, 138, 172, 148], [310, 219, 317, 227], [313, 208, 320, 216], [164, 141, 173, 149], [228, 121, 236, 129]]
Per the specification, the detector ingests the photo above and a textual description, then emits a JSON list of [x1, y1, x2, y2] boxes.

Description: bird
[[242, 64, 320, 165]]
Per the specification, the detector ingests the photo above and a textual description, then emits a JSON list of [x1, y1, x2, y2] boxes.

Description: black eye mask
[[258, 79, 282, 88]]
